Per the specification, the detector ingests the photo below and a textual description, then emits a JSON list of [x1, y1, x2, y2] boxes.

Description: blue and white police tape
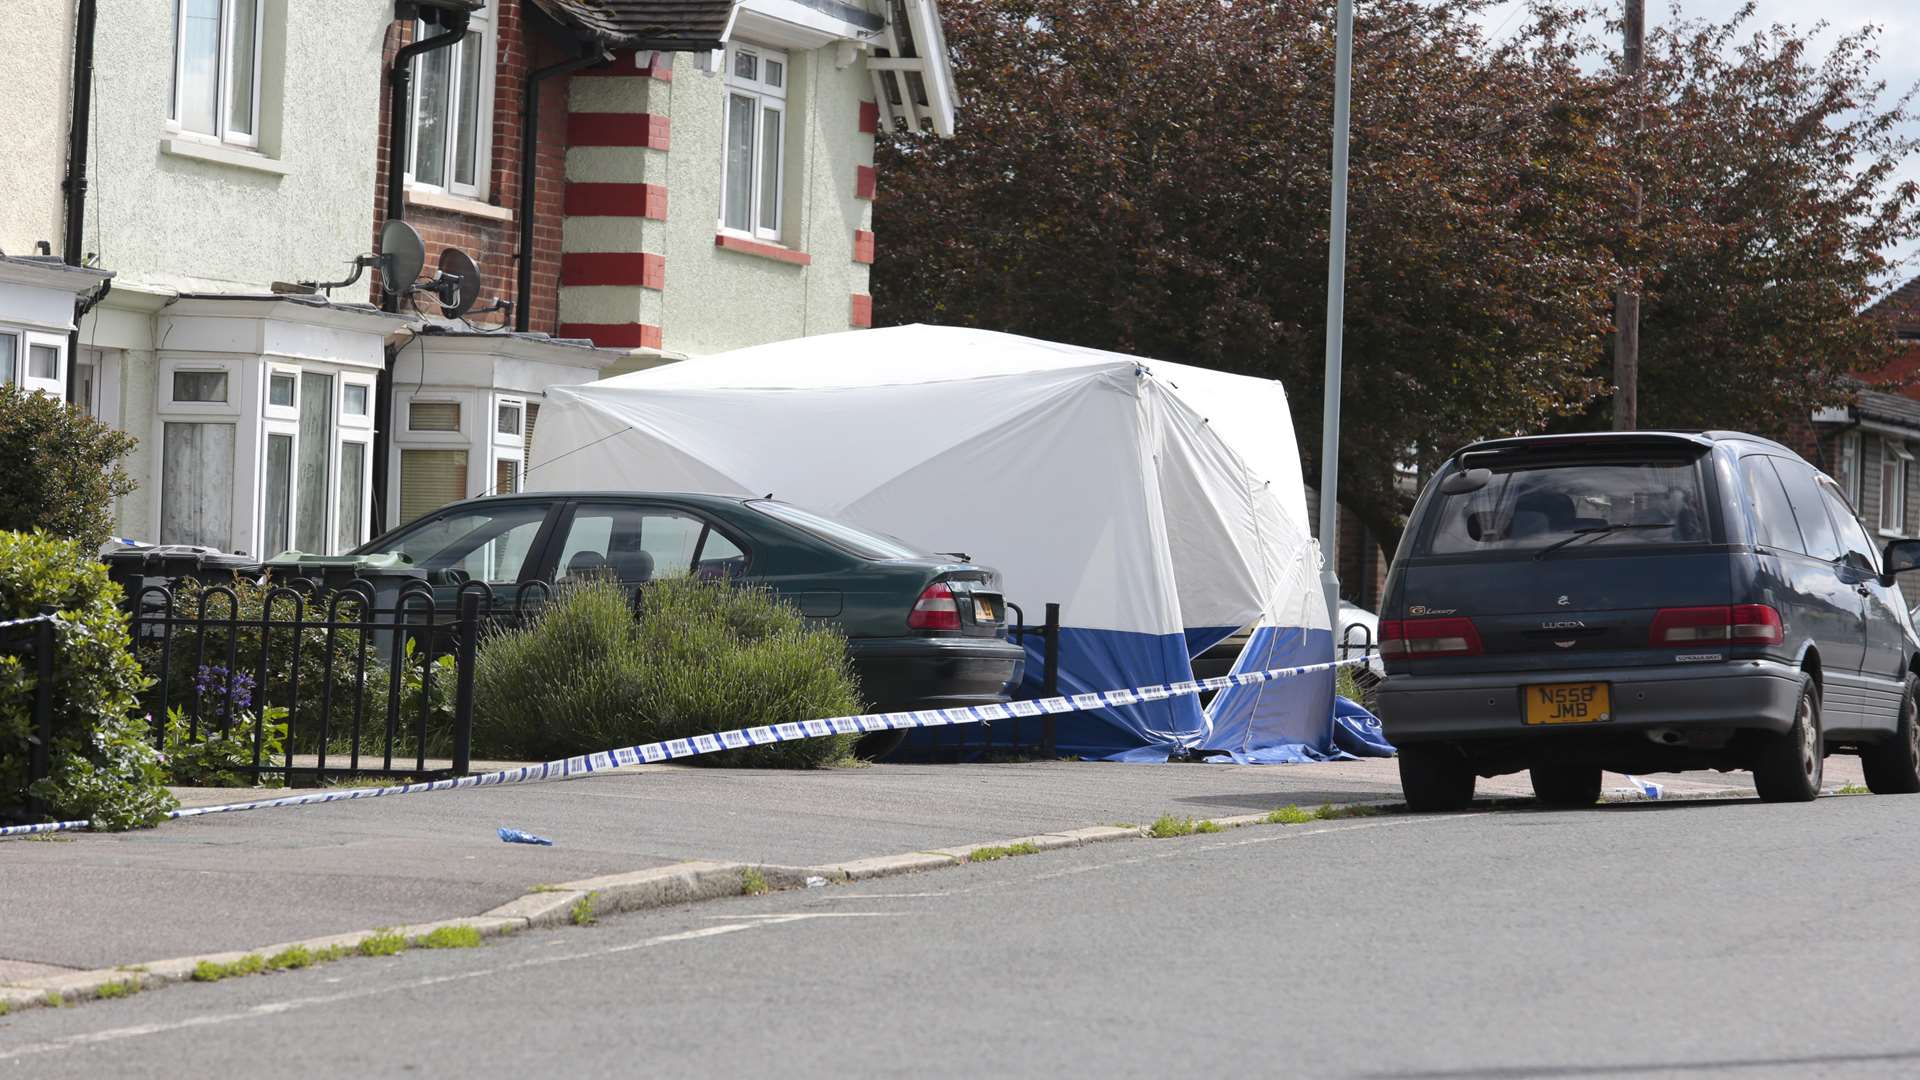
[[0, 612, 60, 631], [0, 654, 1370, 839]]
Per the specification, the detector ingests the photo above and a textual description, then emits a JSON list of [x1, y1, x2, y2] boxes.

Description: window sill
[[407, 188, 514, 223], [714, 233, 812, 266], [161, 137, 289, 176], [1879, 528, 1907, 539]]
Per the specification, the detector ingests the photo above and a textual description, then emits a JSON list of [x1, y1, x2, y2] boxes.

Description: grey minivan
[[1376, 431, 1920, 811]]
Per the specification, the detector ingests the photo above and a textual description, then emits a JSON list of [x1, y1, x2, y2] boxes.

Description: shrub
[[474, 577, 861, 768], [0, 384, 138, 552], [0, 531, 174, 829]]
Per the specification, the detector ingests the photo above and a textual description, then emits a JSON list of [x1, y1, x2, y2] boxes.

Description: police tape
[[0, 613, 59, 631], [0, 654, 1368, 839]]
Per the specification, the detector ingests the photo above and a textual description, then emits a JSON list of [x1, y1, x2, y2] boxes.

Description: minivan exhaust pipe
[[1646, 728, 1685, 746]]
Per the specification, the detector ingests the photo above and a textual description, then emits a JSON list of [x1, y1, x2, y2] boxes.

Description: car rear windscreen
[[746, 500, 928, 561], [1421, 456, 1712, 556]]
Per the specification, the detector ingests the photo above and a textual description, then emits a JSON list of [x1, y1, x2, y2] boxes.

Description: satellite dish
[[378, 220, 426, 296], [436, 247, 483, 319]]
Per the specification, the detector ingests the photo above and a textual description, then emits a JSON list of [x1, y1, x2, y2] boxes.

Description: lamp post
[[1316, 0, 1356, 628]]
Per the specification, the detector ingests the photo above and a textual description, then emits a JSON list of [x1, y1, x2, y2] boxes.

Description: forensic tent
[[528, 325, 1334, 761]]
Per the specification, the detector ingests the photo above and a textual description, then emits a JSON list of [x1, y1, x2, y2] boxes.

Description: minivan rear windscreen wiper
[[1533, 522, 1675, 560]]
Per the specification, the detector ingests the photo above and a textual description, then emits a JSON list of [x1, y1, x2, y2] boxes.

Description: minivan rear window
[[1422, 458, 1711, 555]]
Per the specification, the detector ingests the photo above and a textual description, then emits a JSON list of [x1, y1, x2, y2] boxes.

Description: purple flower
[[192, 665, 255, 720]]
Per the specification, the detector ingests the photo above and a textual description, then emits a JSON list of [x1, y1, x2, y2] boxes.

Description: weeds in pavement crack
[[94, 979, 141, 1000], [742, 868, 770, 896], [1265, 805, 1316, 825]]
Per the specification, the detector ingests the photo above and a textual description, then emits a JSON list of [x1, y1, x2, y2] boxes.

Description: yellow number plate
[[1524, 682, 1611, 725]]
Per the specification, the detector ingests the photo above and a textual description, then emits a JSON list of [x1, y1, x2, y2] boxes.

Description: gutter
[[62, 0, 99, 403], [515, 46, 613, 333]]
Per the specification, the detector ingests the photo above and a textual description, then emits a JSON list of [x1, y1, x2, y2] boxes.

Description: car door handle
[[1858, 585, 1873, 597]]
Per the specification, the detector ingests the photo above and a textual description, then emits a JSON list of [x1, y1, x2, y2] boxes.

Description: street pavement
[[5, 787, 1915, 1078], [0, 756, 1862, 976]]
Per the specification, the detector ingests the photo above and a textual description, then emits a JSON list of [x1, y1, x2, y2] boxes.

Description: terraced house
[[0, 0, 954, 555], [1800, 276, 1920, 542]]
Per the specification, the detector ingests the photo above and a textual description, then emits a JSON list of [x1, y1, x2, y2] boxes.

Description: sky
[[1471, 0, 1920, 293]]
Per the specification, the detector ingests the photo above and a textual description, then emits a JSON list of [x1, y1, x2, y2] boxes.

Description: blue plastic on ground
[[498, 827, 554, 846], [1199, 625, 1336, 763], [1331, 695, 1395, 757]]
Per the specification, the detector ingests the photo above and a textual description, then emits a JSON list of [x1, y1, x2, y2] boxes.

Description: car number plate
[[1524, 682, 1611, 725], [974, 598, 997, 622]]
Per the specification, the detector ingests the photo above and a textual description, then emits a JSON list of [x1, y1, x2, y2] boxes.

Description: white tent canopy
[[528, 325, 1334, 759]]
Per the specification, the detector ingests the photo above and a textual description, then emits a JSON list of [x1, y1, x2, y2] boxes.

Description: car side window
[[1770, 458, 1843, 562], [695, 529, 748, 580], [1740, 457, 1804, 553], [555, 504, 721, 582], [377, 502, 549, 583], [1820, 479, 1879, 572]]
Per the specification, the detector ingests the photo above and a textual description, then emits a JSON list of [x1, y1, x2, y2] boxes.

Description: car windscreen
[[1420, 456, 1712, 556], [746, 500, 927, 561]]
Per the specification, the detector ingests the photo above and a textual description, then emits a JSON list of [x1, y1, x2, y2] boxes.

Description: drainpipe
[[373, 7, 468, 535], [62, 0, 99, 403], [383, 8, 470, 313], [516, 47, 612, 333]]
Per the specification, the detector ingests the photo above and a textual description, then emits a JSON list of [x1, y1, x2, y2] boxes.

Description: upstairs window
[[720, 44, 788, 241], [171, 0, 262, 146], [409, 11, 495, 197], [1882, 440, 1911, 535]]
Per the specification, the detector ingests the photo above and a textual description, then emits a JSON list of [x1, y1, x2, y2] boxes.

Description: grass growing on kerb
[[1265, 805, 1317, 825], [969, 841, 1042, 862], [94, 979, 141, 1000], [1835, 783, 1870, 796], [1148, 815, 1197, 838], [741, 868, 770, 896], [571, 892, 599, 927], [1316, 803, 1381, 820], [416, 925, 483, 950], [357, 931, 406, 958]]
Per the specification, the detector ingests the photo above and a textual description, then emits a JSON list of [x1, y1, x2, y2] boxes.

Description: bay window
[[409, 10, 495, 197], [720, 43, 788, 240], [171, 0, 263, 146]]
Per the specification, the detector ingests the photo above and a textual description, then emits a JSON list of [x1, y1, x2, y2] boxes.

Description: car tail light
[[1649, 605, 1783, 646], [908, 581, 962, 631], [1380, 617, 1483, 658]]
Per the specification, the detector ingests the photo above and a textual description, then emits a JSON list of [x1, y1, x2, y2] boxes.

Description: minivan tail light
[[1649, 605, 1783, 646], [908, 581, 962, 631], [1381, 617, 1483, 658]]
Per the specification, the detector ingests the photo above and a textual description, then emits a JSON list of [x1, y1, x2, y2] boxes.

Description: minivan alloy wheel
[[1753, 675, 1822, 803]]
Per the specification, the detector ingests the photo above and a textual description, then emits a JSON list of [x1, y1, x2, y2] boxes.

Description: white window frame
[[263, 363, 300, 421], [717, 42, 789, 242], [1836, 431, 1862, 507], [1881, 439, 1912, 537], [406, 11, 496, 199], [168, 0, 264, 148], [161, 358, 239, 415], [340, 377, 375, 429], [336, 432, 374, 551], [259, 415, 300, 556], [11, 331, 67, 398]]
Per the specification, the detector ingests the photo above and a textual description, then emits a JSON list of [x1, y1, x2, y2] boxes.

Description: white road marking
[[697, 912, 912, 921], [0, 917, 861, 1062]]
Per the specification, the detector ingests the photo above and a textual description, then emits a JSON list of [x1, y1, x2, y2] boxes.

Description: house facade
[[4, 0, 954, 555], [1798, 276, 1920, 541]]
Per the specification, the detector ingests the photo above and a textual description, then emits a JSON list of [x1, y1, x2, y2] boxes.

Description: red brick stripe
[[565, 183, 667, 220], [558, 323, 663, 350], [852, 229, 875, 265], [714, 234, 813, 267], [855, 165, 876, 200], [851, 294, 873, 328], [560, 252, 664, 289], [568, 113, 670, 150], [858, 101, 880, 135]]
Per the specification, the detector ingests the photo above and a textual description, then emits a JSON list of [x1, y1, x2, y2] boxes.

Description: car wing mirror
[[1881, 538, 1920, 586]]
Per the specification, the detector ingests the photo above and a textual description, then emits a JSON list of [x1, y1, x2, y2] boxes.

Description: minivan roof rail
[[1449, 429, 1790, 461]]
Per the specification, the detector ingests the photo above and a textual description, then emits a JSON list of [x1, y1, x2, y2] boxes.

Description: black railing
[[1006, 601, 1063, 758], [2, 609, 58, 818], [124, 578, 546, 785]]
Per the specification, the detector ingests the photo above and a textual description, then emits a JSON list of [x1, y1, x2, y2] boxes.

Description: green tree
[[0, 384, 137, 552]]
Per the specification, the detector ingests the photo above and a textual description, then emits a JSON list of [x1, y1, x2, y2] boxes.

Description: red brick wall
[[372, 14, 572, 333]]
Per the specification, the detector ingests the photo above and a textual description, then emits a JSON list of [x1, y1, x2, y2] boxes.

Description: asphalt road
[[7, 792, 1917, 1079]]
